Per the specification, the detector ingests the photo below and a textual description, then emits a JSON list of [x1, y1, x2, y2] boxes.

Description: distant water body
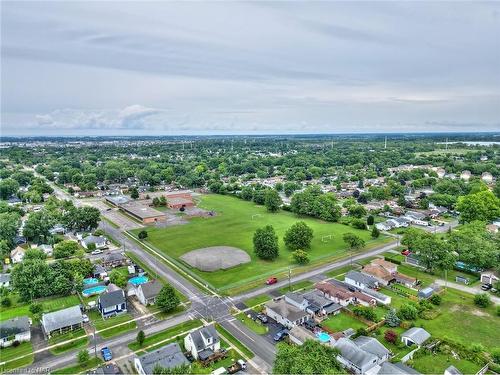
[[437, 141, 500, 146]]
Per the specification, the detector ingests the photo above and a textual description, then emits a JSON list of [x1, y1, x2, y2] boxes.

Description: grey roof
[[353, 336, 390, 359], [83, 235, 106, 245], [402, 327, 431, 345], [362, 287, 391, 301], [445, 366, 462, 375], [187, 325, 219, 352], [139, 280, 163, 299], [334, 337, 378, 369], [105, 252, 126, 262], [88, 364, 120, 375], [324, 303, 342, 314], [136, 342, 189, 374], [106, 195, 130, 205], [285, 292, 307, 305], [345, 271, 379, 288], [378, 362, 421, 375], [302, 290, 334, 308], [94, 264, 107, 274], [42, 305, 83, 333], [265, 299, 310, 322], [0, 273, 11, 283], [99, 288, 125, 308], [0, 316, 30, 339]]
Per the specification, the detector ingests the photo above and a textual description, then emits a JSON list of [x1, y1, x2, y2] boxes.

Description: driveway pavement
[[434, 279, 500, 304]]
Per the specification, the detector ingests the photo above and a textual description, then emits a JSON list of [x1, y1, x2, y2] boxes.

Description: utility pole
[[288, 267, 291, 291], [384, 136, 387, 149]]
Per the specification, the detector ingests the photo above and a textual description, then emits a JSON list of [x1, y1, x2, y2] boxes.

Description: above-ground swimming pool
[[83, 277, 99, 285], [82, 285, 107, 297], [128, 275, 148, 286], [316, 331, 331, 343]]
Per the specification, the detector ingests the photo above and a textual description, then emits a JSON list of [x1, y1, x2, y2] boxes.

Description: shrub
[[491, 348, 500, 364], [384, 256, 401, 265], [353, 306, 377, 322], [291, 250, 310, 264], [12, 340, 20, 347], [1, 297, 12, 307], [474, 293, 491, 308], [385, 309, 401, 327], [138, 230, 148, 240], [367, 215, 375, 226], [397, 303, 419, 321], [29, 302, 43, 314], [470, 343, 485, 353], [384, 329, 398, 344], [430, 294, 442, 305]]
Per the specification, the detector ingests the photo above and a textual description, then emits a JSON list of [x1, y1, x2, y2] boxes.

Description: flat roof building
[[119, 201, 166, 224]]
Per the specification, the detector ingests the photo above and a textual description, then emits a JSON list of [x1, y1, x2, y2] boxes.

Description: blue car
[[273, 329, 289, 341], [101, 347, 112, 361]]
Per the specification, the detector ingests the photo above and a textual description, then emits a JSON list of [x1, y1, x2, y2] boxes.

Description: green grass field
[[136, 194, 388, 291], [0, 294, 81, 322], [243, 294, 270, 308], [48, 328, 89, 355], [52, 357, 103, 374], [0, 342, 34, 372], [410, 353, 482, 374], [89, 311, 137, 339], [321, 312, 367, 332], [235, 312, 268, 334]]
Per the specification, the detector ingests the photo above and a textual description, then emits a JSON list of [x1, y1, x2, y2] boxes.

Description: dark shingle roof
[[137, 342, 189, 374], [139, 280, 163, 299], [99, 288, 125, 309], [188, 325, 219, 352], [0, 316, 30, 339], [42, 306, 83, 333]]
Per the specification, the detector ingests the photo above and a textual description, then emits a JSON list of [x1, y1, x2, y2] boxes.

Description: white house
[[0, 273, 11, 288], [481, 172, 493, 184], [334, 336, 389, 374], [345, 271, 380, 290], [134, 280, 163, 306], [81, 235, 108, 250], [480, 270, 499, 285], [0, 316, 31, 347], [10, 246, 25, 264], [184, 325, 220, 360]]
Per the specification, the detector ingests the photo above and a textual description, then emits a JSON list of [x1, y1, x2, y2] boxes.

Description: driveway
[[434, 279, 500, 305]]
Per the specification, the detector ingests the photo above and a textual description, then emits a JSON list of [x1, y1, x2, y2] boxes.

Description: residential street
[[434, 279, 500, 305]]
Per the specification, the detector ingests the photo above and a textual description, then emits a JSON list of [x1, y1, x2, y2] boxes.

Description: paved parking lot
[[261, 317, 285, 345]]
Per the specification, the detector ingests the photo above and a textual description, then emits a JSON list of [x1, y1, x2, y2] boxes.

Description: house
[[98, 285, 127, 318], [264, 299, 311, 329], [418, 287, 434, 299], [376, 221, 395, 231], [93, 264, 108, 278], [334, 336, 387, 374], [481, 172, 493, 184], [10, 246, 25, 264], [345, 271, 380, 290], [444, 365, 463, 375], [184, 325, 220, 360], [89, 364, 121, 375], [0, 273, 11, 288], [480, 269, 499, 285], [288, 325, 318, 345], [377, 361, 421, 375], [135, 280, 163, 306], [41, 305, 83, 338], [361, 287, 391, 305], [302, 290, 342, 316], [49, 224, 66, 235], [0, 316, 31, 347], [284, 292, 309, 311], [102, 252, 128, 268], [81, 235, 107, 250], [316, 282, 354, 306], [134, 342, 189, 375], [401, 327, 431, 346], [404, 211, 428, 226], [361, 265, 394, 286], [354, 336, 390, 363], [38, 244, 53, 257], [7, 196, 22, 206], [460, 170, 471, 181]]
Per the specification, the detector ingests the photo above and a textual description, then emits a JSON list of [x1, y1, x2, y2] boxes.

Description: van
[[211, 367, 228, 375]]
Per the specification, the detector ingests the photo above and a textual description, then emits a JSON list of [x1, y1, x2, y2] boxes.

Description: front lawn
[[278, 280, 314, 295], [321, 312, 367, 332], [0, 342, 34, 372], [243, 294, 270, 308], [134, 194, 388, 292], [128, 319, 203, 352], [325, 265, 356, 279], [52, 357, 103, 374], [235, 312, 268, 335], [48, 328, 89, 355], [89, 311, 136, 338]]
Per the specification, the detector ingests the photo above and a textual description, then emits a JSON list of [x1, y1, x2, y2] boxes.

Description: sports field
[[136, 194, 389, 291]]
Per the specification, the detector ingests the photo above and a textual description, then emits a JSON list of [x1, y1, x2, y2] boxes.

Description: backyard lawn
[[410, 353, 482, 375], [0, 294, 81, 322], [135, 194, 389, 291], [0, 342, 34, 372], [321, 312, 367, 332]]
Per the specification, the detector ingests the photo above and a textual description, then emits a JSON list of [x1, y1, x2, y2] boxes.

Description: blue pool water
[[83, 277, 99, 285], [317, 331, 331, 343], [128, 275, 148, 286], [82, 285, 107, 297]]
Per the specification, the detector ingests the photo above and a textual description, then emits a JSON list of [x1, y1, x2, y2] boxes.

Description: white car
[[82, 314, 89, 323], [91, 249, 103, 255]]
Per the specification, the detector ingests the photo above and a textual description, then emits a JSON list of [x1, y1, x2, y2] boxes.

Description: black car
[[481, 284, 492, 291], [256, 314, 268, 324], [273, 329, 289, 341]]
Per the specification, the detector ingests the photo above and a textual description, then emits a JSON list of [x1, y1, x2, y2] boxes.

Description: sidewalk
[[434, 279, 500, 305]]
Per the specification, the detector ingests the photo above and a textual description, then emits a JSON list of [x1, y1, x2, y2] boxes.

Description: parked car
[[401, 249, 411, 256], [266, 277, 278, 285], [481, 284, 492, 291], [101, 347, 112, 361], [82, 314, 89, 323], [91, 249, 103, 255], [273, 329, 289, 341], [256, 314, 268, 324]]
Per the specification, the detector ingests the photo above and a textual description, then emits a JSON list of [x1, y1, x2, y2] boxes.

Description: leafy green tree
[[385, 309, 401, 327], [292, 250, 310, 264], [371, 225, 380, 238], [342, 233, 365, 251], [130, 187, 139, 199], [348, 205, 367, 218], [456, 190, 500, 223], [283, 222, 313, 251], [397, 303, 419, 320], [11, 259, 52, 301], [156, 284, 181, 313], [494, 181, 500, 199], [23, 211, 55, 243], [430, 294, 442, 305], [367, 215, 374, 226], [0, 212, 21, 247], [137, 330, 146, 347], [253, 225, 279, 260], [138, 230, 148, 240], [54, 240, 79, 259], [474, 293, 491, 308], [0, 240, 10, 260], [273, 340, 342, 374], [24, 248, 47, 261], [264, 189, 282, 212], [109, 269, 128, 288], [0, 178, 20, 200], [77, 349, 89, 366]]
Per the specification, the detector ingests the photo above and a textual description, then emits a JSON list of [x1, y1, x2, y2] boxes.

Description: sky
[[1, 1, 500, 136]]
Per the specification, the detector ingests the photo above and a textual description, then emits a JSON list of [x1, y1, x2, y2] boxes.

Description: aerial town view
[[0, 2, 499, 375]]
